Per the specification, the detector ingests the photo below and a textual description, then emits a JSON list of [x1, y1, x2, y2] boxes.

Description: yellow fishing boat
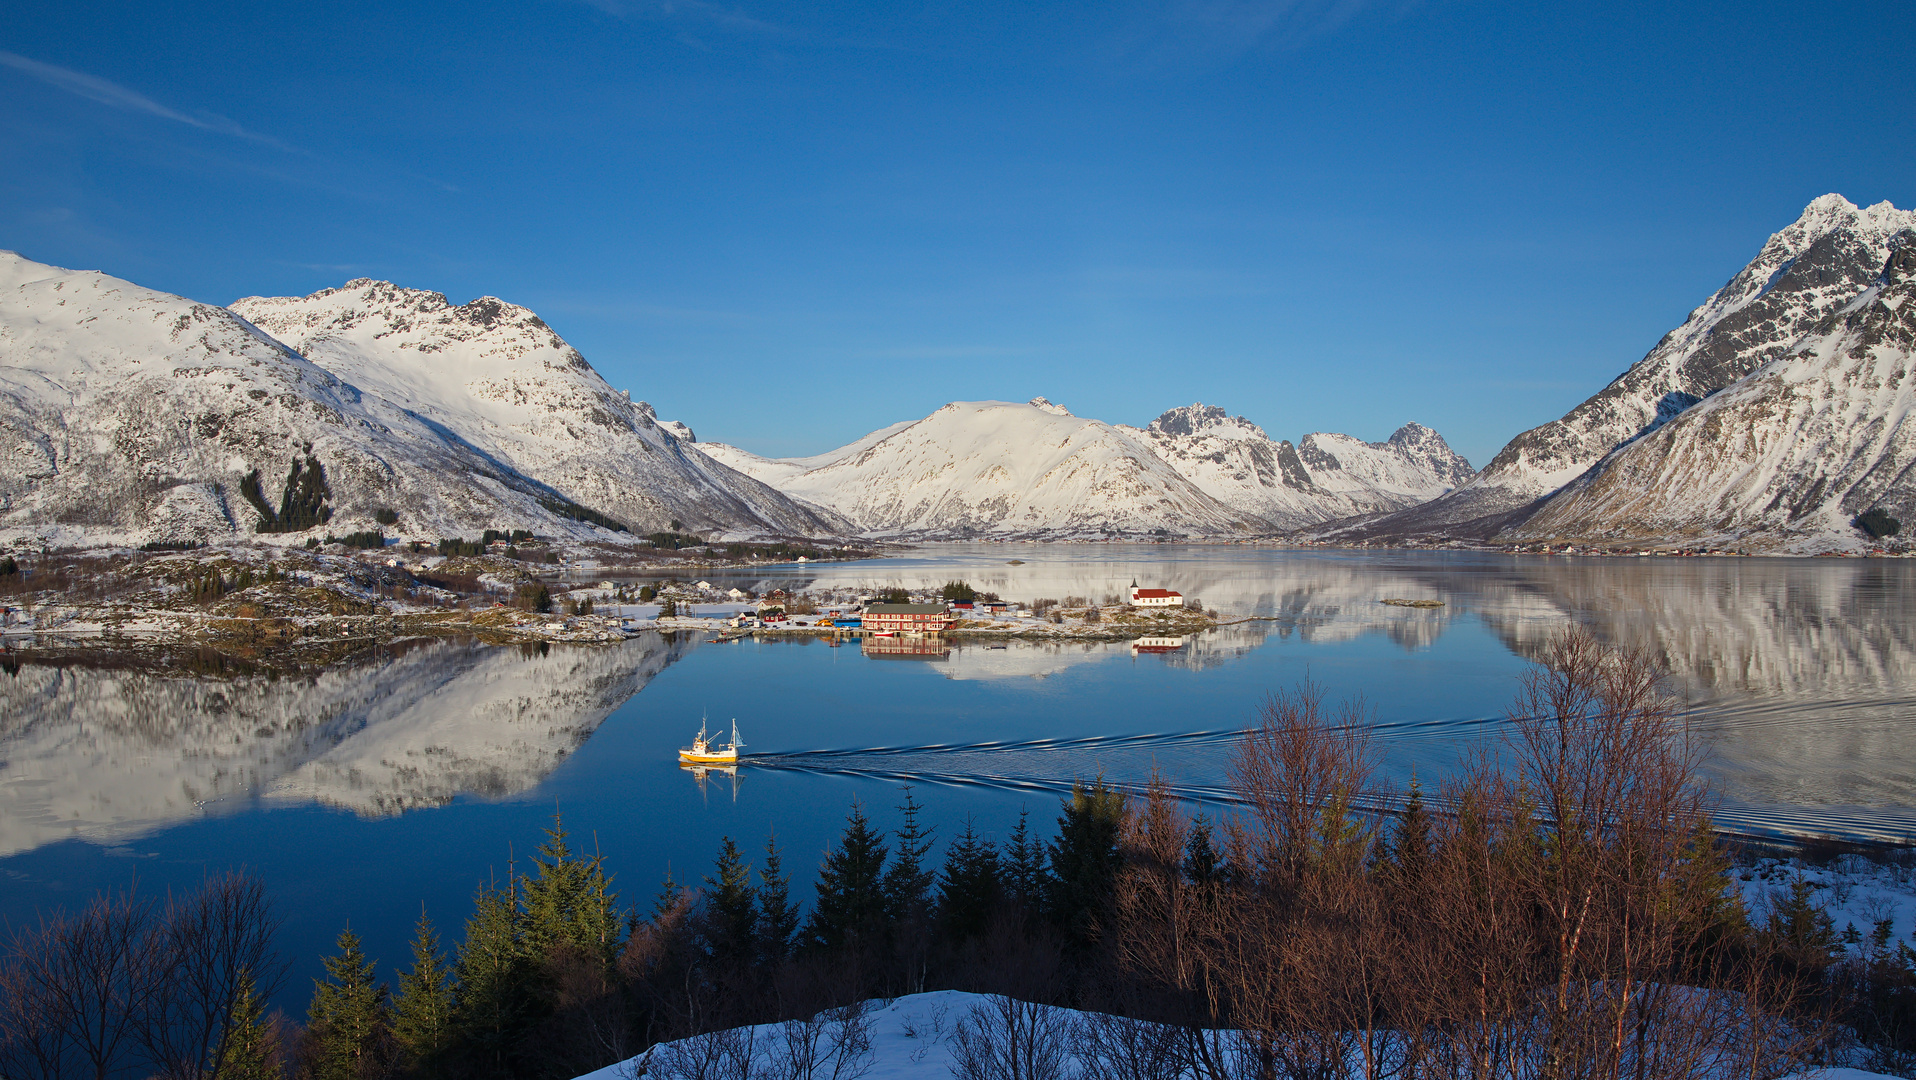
[[679, 717, 744, 765]]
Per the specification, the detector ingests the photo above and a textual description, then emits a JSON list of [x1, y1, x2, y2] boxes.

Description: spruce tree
[[307, 927, 392, 1080], [218, 967, 275, 1080], [804, 800, 890, 953], [757, 834, 800, 965], [1391, 777, 1431, 884], [1047, 779, 1128, 949], [393, 911, 456, 1077], [1183, 814, 1222, 886], [937, 817, 1002, 942], [520, 814, 621, 970], [703, 836, 758, 967], [881, 787, 936, 922], [452, 882, 527, 1076], [1002, 807, 1050, 919]]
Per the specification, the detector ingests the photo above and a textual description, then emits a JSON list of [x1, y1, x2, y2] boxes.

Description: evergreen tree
[[393, 911, 456, 1078], [703, 836, 758, 967], [881, 787, 936, 922], [1390, 777, 1431, 883], [1766, 875, 1838, 961], [307, 927, 392, 1080], [757, 834, 800, 966], [936, 817, 1002, 942], [804, 800, 890, 953], [1183, 814, 1222, 886], [1047, 779, 1129, 949], [1002, 807, 1050, 919], [520, 814, 621, 971], [452, 882, 528, 1076], [218, 967, 275, 1080]]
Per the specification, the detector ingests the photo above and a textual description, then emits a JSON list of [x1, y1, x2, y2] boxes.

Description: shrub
[[372, 508, 400, 526], [0, 556, 16, 577], [1854, 508, 1902, 539]]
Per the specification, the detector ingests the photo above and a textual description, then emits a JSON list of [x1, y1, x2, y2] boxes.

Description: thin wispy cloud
[[565, 0, 784, 35], [0, 51, 300, 153], [1106, 0, 1416, 65]]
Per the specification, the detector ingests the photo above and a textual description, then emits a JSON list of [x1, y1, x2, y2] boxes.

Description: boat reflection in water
[[680, 762, 740, 802]]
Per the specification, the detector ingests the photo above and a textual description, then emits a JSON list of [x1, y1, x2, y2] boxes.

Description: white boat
[[679, 717, 744, 765]]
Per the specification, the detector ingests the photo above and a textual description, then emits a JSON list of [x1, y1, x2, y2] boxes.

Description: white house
[[1128, 586, 1184, 608], [695, 580, 714, 590], [725, 587, 748, 600]]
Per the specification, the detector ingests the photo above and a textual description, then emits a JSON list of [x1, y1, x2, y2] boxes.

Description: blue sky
[[2, 0, 1910, 464]]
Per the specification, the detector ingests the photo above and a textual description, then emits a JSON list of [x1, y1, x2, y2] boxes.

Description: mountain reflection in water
[[0, 634, 691, 857], [3, 547, 1913, 863]]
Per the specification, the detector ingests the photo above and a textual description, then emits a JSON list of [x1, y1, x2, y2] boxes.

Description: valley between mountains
[[2, 193, 1913, 557]]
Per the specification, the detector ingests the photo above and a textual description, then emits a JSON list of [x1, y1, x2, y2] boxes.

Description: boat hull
[[679, 751, 739, 764]]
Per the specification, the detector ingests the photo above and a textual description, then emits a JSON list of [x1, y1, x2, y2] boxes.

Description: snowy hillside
[[1124, 405, 1474, 529], [1336, 194, 1916, 541], [706, 398, 1267, 538], [232, 280, 844, 538], [1511, 235, 1916, 552]]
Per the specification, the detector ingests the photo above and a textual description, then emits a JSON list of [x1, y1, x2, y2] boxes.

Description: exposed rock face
[[1126, 406, 1474, 530], [1335, 195, 1916, 540], [1512, 234, 1916, 550], [0, 252, 844, 547]]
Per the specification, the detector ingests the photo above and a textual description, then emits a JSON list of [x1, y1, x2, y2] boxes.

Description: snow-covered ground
[[569, 989, 1903, 1080]]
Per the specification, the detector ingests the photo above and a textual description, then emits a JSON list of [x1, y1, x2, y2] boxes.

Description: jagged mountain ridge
[[1123, 404, 1474, 530], [1333, 194, 1916, 541], [0, 252, 843, 546], [1510, 235, 1916, 549], [703, 398, 1472, 537]]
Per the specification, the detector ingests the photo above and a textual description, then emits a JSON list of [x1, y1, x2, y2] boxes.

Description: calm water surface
[[3, 545, 1911, 1011]]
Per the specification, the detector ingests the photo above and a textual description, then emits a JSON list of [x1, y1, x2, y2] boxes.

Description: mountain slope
[[0, 252, 535, 546], [710, 398, 1268, 538], [232, 281, 844, 538], [1124, 404, 1474, 529], [1511, 235, 1916, 551], [1335, 194, 1916, 540]]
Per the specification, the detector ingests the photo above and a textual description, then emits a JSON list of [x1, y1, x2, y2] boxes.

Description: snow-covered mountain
[[705, 398, 1267, 538], [232, 280, 844, 537], [1123, 404, 1473, 529], [706, 400, 1472, 538], [1336, 195, 1916, 541], [1509, 234, 1916, 550], [0, 253, 841, 546]]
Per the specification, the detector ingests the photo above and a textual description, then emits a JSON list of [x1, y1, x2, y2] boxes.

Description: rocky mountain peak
[[1147, 403, 1268, 441], [1028, 396, 1072, 416]]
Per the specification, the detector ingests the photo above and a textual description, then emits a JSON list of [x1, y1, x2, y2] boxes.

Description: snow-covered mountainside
[[708, 399, 1267, 538], [1338, 194, 1916, 540], [231, 281, 844, 538], [0, 252, 519, 546], [0, 252, 842, 547], [1510, 235, 1916, 551], [1123, 404, 1474, 529]]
